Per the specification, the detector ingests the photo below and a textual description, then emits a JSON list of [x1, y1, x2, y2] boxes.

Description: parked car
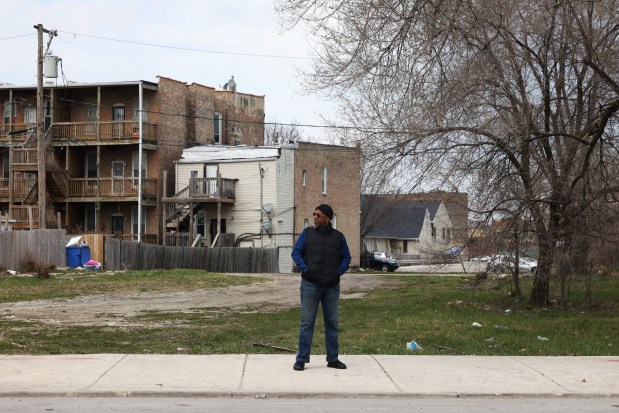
[[489, 254, 537, 274], [368, 252, 400, 272]]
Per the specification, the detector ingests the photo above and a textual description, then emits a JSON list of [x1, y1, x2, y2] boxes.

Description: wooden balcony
[[164, 177, 237, 204], [0, 178, 37, 199], [0, 123, 34, 143], [8, 205, 58, 230], [67, 177, 157, 200], [1, 121, 157, 146], [11, 148, 38, 171], [52, 121, 157, 145], [189, 177, 236, 199], [9, 148, 62, 172]]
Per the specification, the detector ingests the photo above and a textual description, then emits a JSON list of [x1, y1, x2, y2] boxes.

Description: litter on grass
[[406, 340, 423, 352]]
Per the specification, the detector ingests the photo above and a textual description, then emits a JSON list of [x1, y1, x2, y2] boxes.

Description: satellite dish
[[261, 203, 273, 213], [261, 220, 272, 231]]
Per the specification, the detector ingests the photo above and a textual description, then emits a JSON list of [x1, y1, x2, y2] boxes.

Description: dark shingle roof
[[362, 196, 442, 239]]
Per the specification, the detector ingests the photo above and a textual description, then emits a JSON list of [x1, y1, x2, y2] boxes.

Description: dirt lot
[[1, 273, 396, 327]]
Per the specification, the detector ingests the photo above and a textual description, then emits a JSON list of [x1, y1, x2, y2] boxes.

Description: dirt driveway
[[1, 273, 395, 327]]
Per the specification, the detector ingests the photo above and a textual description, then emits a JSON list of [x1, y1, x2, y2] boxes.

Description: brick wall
[[293, 142, 361, 267], [213, 91, 265, 146]]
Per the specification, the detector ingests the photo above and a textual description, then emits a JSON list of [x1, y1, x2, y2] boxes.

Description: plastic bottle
[[406, 341, 423, 352]]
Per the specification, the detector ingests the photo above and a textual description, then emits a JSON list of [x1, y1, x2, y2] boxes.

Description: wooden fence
[[0, 229, 69, 270], [104, 237, 279, 273], [0, 231, 279, 273]]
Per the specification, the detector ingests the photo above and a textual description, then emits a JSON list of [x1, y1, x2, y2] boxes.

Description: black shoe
[[293, 361, 305, 371], [327, 360, 347, 369]]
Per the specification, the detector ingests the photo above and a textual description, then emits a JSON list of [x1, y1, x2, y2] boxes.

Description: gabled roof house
[[362, 195, 455, 261]]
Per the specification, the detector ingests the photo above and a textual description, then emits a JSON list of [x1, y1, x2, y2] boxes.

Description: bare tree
[[276, 0, 619, 306], [264, 119, 302, 146]]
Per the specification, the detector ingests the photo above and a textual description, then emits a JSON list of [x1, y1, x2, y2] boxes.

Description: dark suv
[[368, 252, 400, 272]]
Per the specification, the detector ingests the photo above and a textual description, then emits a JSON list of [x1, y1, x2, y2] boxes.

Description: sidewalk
[[0, 354, 617, 397]]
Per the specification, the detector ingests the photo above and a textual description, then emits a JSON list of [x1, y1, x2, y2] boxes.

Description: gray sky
[[0, 0, 333, 140]]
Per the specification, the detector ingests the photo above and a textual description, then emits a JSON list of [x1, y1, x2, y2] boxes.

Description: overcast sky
[[0, 0, 332, 141]]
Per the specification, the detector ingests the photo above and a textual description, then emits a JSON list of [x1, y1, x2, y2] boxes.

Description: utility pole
[[34, 24, 56, 229]]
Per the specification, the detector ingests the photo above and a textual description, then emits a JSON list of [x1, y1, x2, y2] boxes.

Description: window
[[301, 170, 306, 187], [86, 153, 97, 178], [132, 150, 147, 178], [85, 207, 96, 232], [112, 161, 124, 177], [112, 161, 124, 194], [403, 241, 408, 253], [24, 107, 36, 124], [112, 105, 125, 136], [86, 108, 97, 134], [442, 228, 446, 240], [111, 214, 124, 233], [303, 219, 308, 228], [431, 223, 436, 240], [3, 101, 14, 124], [86, 153, 97, 190], [322, 166, 327, 194], [87, 108, 97, 122], [332, 214, 337, 229], [214, 112, 222, 144]]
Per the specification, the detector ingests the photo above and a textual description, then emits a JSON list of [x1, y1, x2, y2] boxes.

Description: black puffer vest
[[302, 225, 343, 287]]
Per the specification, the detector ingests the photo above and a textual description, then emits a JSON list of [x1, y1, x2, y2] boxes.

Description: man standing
[[291, 204, 352, 371]]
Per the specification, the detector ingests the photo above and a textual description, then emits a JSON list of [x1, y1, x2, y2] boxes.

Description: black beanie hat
[[315, 204, 334, 219]]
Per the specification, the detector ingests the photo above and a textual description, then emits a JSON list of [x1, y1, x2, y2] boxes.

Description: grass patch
[[0, 271, 617, 356]]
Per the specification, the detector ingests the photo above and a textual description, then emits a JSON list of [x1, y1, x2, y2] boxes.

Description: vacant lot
[[1, 273, 393, 327]]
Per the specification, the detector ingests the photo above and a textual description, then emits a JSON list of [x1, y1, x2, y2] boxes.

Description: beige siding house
[[164, 142, 361, 272]]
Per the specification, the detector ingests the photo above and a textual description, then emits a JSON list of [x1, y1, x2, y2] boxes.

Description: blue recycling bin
[[80, 245, 91, 266], [66, 245, 91, 268]]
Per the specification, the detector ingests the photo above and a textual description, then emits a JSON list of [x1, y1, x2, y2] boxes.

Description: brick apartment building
[[0, 76, 264, 243]]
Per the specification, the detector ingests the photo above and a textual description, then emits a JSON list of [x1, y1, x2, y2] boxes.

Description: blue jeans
[[296, 278, 340, 363]]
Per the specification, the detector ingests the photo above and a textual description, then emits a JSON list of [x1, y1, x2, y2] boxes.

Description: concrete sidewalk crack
[[510, 356, 570, 392], [80, 354, 129, 392], [238, 354, 248, 391], [371, 355, 403, 393]]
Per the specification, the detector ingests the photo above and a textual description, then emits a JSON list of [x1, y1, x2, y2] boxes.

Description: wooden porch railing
[[68, 177, 157, 198], [0, 123, 34, 142], [111, 233, 158, 244], [52, 121, 157, 143], [12, 148, 38, 168], [0, 178, 37, 198], [165, 233, 192, 247], [8, 205, 57, 229], [189, 177, 236, 199]]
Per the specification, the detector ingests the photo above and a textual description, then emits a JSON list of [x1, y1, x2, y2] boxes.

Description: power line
[[56, 30, 311, 60], [0, 33, 34, 41], [51, 96, 381, 133]]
